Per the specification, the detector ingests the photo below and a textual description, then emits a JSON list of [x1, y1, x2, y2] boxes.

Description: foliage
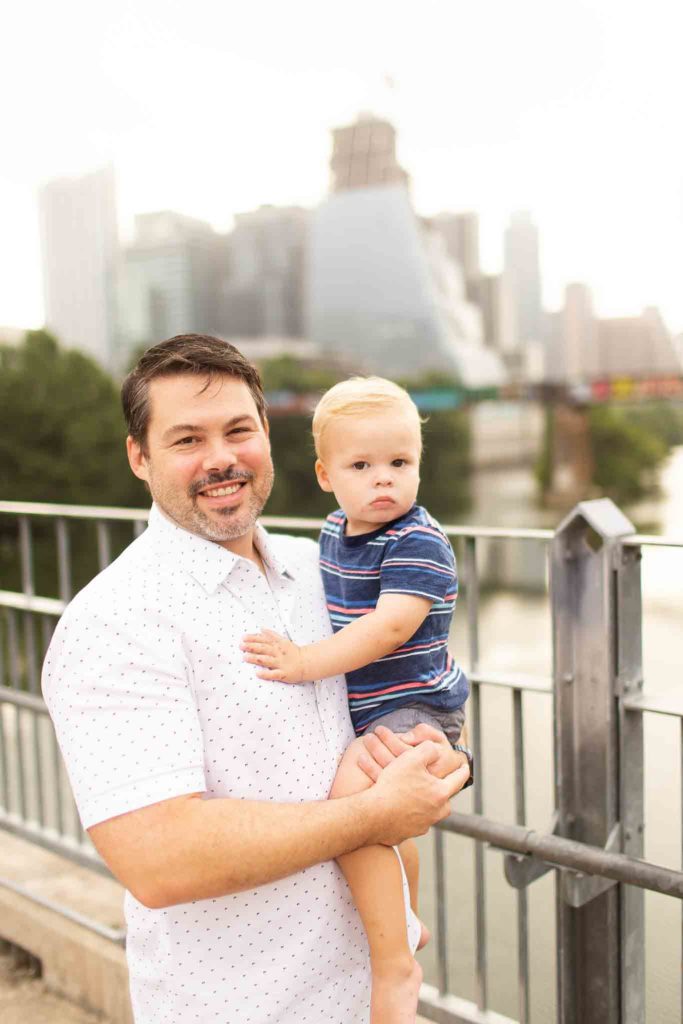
[[588, 405, 669, 505], [534, 406, 554, 493], [266, 408, 471, 522], [626, 402, 683, 447], [259, 356, 343, 394], [0, 331, 147, 508]]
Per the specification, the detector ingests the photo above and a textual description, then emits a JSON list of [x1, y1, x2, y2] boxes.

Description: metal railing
[[0, 499, 682, 1023]]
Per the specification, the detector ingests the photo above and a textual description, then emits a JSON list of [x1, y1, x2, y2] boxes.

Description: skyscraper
[[119, 211, 222, 364], [309, 119, 504, 386], [431, 212, 481, 288], [504, 210, 542, 347], [329, 113, 410, 193], [39, 166, 119, 368], [220, 205, 309, 339]]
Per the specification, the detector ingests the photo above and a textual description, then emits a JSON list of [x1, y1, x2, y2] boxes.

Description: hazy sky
[[2, 0, 682, 332]]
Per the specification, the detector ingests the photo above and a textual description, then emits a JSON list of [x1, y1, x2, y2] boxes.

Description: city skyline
[[2, 0, 682, 333]]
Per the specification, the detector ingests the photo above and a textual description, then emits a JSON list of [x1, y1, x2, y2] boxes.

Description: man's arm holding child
[[88, 738, 469, 909], [241, 592, 431, 683]]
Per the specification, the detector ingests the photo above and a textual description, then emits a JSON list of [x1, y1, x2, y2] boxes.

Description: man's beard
[[152, 463, 275, 544]]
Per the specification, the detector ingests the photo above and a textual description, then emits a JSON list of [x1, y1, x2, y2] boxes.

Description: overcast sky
[[2, 0, 682, 333]]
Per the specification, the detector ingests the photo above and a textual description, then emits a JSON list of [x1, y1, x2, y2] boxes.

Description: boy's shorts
[[366, 703, 465, 747]]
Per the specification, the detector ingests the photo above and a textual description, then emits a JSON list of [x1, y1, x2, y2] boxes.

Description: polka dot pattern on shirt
[[43, 505, 371, 1023]]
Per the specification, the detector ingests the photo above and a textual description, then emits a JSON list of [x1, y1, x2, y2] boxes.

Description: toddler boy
[[242, 377, 471, 1024]]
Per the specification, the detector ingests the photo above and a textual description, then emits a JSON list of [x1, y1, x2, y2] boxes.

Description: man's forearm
[[90, 788, 379, 909], [89, 741, 468, 909]]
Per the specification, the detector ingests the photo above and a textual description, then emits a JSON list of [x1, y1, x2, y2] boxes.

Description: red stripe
[[383, 560, 452, 575], [348, 671, 448, 700], [326, 603, 375, 614], [389, 640, 447, 655]]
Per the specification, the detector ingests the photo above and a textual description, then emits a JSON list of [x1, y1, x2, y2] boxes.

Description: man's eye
[[352, 461, 368, 470], [176, 437, 197, 446]]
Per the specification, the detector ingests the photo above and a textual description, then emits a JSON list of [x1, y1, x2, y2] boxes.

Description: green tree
[[266, 408, 471, 522], [0, 330, 146, 507], [259, 355, 343, 394], [588, 405, 669, 505]]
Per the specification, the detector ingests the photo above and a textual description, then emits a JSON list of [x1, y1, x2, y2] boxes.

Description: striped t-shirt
[[319, 504, 469, 736]]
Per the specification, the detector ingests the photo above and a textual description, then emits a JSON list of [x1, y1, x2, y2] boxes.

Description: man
[[43, 334, 470, 1024]]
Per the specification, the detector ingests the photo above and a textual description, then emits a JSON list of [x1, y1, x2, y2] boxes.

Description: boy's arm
[[241, 592, 432, 683]]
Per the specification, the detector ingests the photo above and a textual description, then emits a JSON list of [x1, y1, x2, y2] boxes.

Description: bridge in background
[[0, 499, 682, 1023], [263, 375, 683, 416]]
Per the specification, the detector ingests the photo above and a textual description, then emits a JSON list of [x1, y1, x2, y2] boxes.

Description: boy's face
[[315, 409, 421, 536]]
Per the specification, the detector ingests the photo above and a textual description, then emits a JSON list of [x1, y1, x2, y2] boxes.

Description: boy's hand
[[241, 629, 307, 683]]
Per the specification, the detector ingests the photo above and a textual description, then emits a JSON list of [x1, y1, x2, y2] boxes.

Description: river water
[[417, 447, 683, 1023]]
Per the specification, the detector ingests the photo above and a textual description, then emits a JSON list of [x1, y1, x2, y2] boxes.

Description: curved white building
[[308, 183, 505, 387]]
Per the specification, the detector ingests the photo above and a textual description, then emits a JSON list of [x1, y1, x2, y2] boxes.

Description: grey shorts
[[366, 703, 466, 747]]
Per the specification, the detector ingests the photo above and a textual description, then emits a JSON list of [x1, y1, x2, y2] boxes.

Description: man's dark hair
[[122, 334, 267, 449]]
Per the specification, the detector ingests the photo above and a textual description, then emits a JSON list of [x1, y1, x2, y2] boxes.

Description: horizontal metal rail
[[443, 812, 683, 899], [0, 685, 49, 713], [0, 500, 150, 522], [0, 591, 65, 616]]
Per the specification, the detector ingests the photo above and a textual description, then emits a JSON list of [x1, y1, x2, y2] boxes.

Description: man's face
[[127, 374, 274, 551]]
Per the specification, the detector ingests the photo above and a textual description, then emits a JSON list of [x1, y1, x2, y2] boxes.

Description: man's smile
[[199, 482, 245, 497]]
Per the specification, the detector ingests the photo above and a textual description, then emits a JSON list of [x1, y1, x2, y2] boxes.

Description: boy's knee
[[329, 737, 372, 798]]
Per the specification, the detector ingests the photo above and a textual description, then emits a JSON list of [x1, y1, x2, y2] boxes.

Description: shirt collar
[[147, 503, 296, 595]]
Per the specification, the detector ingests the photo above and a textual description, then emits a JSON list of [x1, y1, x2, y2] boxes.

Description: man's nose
[[201, 438, 238, 474]]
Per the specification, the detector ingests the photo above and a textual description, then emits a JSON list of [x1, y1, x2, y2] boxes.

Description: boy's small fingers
[[356, 752, 381, 783], [256, 669, 283, 681], [361, 732, 395, 768], [373, 726, 411, 755]]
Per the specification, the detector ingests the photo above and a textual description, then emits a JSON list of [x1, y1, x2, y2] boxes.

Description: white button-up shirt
[[43, 504, 374, 1023]]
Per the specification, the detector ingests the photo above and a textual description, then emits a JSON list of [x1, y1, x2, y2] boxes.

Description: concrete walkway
[[0, 828, 432, 1023], [0, 944, 101, 1024]]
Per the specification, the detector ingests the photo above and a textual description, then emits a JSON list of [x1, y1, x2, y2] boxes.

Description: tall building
[[220, 205, 309, 339], [504, 210, 542, 347], [431, 212, 480, 288], [39, 165, 119, 368], [119, 211, 222, 366], [309, 157, 504, 386], [596, 307, 682, 378], [470, 273, 516, 356], [330, 113, 410, 193]]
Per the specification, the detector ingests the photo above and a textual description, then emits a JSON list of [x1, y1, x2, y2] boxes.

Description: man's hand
[[360, 723, 469, 781], [359, 741, 470, 847], [241, 629, 307, 683]]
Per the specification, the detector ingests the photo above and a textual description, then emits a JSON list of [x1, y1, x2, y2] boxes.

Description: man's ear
[[127, 436, 150, 483], [315, 458, 333, 493]]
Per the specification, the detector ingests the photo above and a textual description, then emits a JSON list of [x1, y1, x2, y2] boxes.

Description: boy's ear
[[315, 458, 333, 493]]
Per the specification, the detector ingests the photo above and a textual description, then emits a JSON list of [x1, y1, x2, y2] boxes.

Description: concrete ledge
[[0, 830, 132, 1024]]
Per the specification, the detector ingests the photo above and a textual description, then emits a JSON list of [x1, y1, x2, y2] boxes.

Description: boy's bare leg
[[397, 839, 430, 950], [330, 738, 423, 1024]]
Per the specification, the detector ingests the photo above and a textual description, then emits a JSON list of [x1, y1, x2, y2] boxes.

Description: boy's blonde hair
[[312, 376, 422, 457]]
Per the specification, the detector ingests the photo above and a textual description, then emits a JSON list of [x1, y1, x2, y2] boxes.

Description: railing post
[[551, 499, 644, 1024]]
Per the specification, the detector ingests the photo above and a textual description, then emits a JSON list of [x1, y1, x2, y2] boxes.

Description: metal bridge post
[[551, 499, 644, 1024]]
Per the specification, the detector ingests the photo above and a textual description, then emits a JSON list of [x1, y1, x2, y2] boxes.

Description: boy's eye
[[352, 461, 368, 470], [392, 459, 407, 468]]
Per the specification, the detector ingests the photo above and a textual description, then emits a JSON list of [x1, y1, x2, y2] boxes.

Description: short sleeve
[[42, 597, 206, 829], [379, 525, 457, 603]]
